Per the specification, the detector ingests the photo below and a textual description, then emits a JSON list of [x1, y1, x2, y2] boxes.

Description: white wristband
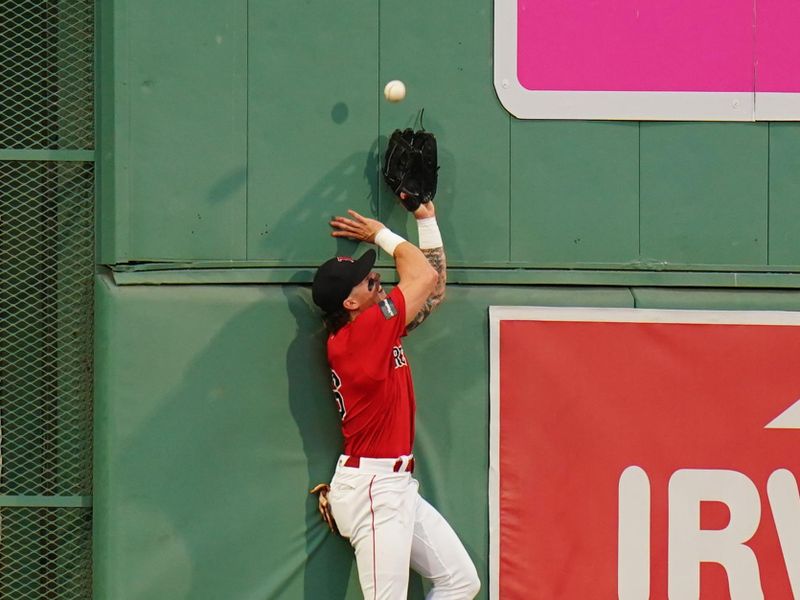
[[416, 216, 443, 249], [374, 228, 406, 257]]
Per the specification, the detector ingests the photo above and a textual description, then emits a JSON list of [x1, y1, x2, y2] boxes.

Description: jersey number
[[331, 369, 346, 421]]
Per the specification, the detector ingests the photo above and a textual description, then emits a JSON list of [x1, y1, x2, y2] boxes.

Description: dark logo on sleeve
[[379, 297, 398, 320]]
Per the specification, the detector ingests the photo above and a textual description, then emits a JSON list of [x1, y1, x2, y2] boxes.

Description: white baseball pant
[[328, 455, 480, 600]]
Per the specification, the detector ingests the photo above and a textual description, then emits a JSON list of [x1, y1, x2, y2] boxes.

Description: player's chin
[[376, 287, 387, 301]]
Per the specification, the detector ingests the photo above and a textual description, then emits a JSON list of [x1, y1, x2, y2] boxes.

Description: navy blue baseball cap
[[312, 249, 376, 314]]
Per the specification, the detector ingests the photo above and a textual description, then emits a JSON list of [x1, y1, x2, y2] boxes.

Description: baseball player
[[310, 202, 480, 599]]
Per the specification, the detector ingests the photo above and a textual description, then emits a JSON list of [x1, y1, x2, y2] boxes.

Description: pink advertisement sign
[[494, 0, 800, 120]]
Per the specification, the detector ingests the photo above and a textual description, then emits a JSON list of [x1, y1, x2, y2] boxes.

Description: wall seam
[[637, 122, 642, 259], [766, 122, 770, 265], [507, 115, 512, 262], [245, 0, 250, 260], [376, 1, 381, 224]]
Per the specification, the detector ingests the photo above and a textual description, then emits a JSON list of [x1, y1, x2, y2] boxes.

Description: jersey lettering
[[392, 345, 408, 369], [331, 369, 346, 420]]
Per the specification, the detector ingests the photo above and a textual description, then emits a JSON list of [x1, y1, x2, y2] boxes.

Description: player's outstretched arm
[[406, 202, 446, 332], [393, 241, 438, 325]]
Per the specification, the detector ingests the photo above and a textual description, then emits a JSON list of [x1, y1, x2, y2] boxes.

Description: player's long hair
[[323, 309, 350, 334]]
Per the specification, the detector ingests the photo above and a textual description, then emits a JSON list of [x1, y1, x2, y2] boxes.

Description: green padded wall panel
[[94, 275, 632, 599], [94, 275, 347, 599]]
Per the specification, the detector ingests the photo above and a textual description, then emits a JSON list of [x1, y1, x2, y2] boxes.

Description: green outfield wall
[[97, 0, 800, 272], [93, 277, 800, 600], [94, 280, 633, 599], [92, 0, 800, 599]]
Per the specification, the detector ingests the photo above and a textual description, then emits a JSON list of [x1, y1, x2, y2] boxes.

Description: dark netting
[[0, 0, 94, 149], [0, 507, 92, 599], [0, 162, 94, 597], [0, 161, 94, 498], [0, 4, 95, 597]]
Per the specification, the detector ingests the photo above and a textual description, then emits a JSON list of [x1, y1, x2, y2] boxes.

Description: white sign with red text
[[490, 306, 800, 599]]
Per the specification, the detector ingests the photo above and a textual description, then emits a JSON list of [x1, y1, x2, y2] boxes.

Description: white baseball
[[384, 80, 406, 103]]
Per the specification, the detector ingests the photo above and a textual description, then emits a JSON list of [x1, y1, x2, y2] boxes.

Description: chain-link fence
[[1, 1, 95, 598]]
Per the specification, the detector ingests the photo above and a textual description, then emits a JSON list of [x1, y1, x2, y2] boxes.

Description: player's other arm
[[406, 201, 446, 332], [328, 209, 436, 327]]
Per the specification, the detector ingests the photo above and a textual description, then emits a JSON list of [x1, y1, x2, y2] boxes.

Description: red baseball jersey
[[326, 287, 415, 458]]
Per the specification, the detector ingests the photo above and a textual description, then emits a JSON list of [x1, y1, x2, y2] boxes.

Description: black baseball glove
[[383, 128, 438, 212]]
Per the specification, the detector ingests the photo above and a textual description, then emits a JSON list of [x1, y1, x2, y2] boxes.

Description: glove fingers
[[309, 483, 330, 495], [320, 502, 338, 534], [325, 510, 340, 535], [309, 483, 340, 534]]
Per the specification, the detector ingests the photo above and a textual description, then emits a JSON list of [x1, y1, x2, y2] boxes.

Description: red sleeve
[[348, 287, 407, 376]]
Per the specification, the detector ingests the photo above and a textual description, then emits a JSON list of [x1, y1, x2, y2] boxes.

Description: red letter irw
[[618, 466, 800, 600]]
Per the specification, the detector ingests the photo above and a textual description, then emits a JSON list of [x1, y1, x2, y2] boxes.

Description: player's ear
[[343, 296, 358, 311]]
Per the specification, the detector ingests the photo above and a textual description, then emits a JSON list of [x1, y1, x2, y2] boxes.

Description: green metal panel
[[246, 1, 379, 263], [93, 276, 632, 599], [768, 123, 800, 266], [379, 1, 511, 266], [96, 0, 800, 277], [632, 287, 800, 311], [510, 121, 639, 265], [97, 0, 125, 264], [118, 0, 248, 261], [640, 123, 769, 266]]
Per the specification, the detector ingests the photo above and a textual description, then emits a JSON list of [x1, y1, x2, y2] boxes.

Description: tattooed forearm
[[421, 247, 446, 305], [407, 246, 447, 332]]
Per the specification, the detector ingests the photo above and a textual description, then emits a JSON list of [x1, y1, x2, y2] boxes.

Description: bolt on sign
[[493, 0, 800, 120], [489, 307, 800, 599]]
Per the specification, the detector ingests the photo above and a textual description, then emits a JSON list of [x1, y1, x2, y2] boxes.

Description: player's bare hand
[[330, 210, 384, 244], [310, 483, 340, 535], [412, 200, 435, 220]]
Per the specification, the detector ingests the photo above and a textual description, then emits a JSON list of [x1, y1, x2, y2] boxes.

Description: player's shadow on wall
[[107, 286, 359, 600], [249, 144, 381, 261], [253, 127, 459, 269], [206, 166, 247, 204], [283, 276, 357, 599]]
